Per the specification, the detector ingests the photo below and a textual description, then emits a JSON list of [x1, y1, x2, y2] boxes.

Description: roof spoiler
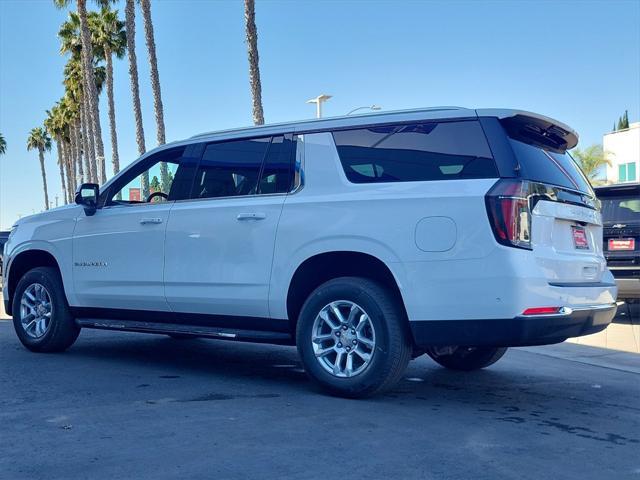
[[478, 109, 578, 153]]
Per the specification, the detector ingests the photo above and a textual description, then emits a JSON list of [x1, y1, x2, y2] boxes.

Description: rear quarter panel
[[269, 131, 500, 320]]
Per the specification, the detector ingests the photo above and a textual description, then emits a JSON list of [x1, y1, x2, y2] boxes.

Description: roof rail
[[190, 106, 468, 139]]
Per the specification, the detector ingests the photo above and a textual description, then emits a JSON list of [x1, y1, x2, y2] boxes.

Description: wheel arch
[[6, 249, 63, 313], [285, 251, 410, 336]]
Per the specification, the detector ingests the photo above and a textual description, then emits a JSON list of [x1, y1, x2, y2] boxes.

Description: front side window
[[332, 121, 497, 183], [106, 147, 187, 205]]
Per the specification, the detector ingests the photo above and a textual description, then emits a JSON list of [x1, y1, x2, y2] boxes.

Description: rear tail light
[[522, 306, 572, 316], [485, 179, 532, 250]]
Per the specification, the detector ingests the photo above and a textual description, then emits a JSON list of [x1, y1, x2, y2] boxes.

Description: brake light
[[522, 307, 562, 315], [485, 179, 532, 250]]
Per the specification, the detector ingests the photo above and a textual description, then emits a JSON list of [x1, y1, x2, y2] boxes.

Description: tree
[[244, 0, 264, 126], [91, 6, 126, 178], [571, 144, 611, 181], [125, 0, 149, 199], [54, 0, 107, 183], [139, 0, 170, 193], [149, 175, 160, 192], [27, 127, 52, 211], [0, 133, 6, 155], [615, 110, 630, 131], [44, 104, 69, 204]]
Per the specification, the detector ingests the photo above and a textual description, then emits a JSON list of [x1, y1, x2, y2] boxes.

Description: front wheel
[[12, 267, 80, 353], [296, 277, 412, 398], [427, 346, 507, 371]]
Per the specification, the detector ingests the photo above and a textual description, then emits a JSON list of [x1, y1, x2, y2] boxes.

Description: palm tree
[[0, 133, 6, 155], [27, 127, 52, 211], [62, 50, 106, 183], [54, 0, 107, 179], [571, 145, 611, 182], [125, 0, 149, 199], [244, 0, 264, 125], [91, 6, 126, 178], [44, 104, 69, 204], [139, 0, 169, 192], [60, 14, 96, 183]]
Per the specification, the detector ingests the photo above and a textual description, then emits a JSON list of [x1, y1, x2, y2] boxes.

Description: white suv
[[3, 107, 618, 397]]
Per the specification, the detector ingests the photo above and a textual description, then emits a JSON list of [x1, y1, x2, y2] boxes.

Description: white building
[[603, 122, 640, 184]]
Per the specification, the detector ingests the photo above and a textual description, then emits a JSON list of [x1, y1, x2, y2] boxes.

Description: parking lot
[[1, 315, 639, 480]]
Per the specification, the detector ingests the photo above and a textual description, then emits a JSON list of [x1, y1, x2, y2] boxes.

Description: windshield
[[600, 196, 640, 224], [509, 139, 593, 194]]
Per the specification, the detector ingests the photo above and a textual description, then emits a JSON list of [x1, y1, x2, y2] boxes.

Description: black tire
[[296, 277, 412, 398], [12, 267, 80, 353], [427, 346, 507, 371]]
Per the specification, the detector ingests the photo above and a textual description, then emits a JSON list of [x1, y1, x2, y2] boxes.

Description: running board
[[76, 318, 293, 345]]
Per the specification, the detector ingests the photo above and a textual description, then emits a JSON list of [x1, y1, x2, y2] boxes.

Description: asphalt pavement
[[1, 319, 639, 480]]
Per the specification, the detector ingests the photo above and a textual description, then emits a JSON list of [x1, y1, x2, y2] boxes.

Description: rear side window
[[509, 139, 593, 194], [192, 138, 270, 199], [258, 135, 294, 194], [332, 121, 497, 183]]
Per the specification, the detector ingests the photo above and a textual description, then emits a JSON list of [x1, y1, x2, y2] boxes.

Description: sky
[[0, 0, 639, 229]]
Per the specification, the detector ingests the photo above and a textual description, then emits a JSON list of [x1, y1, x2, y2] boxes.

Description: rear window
[[509, 139, 593, 194], [600, 196, 640, 224], [332, 121, 497, 184]]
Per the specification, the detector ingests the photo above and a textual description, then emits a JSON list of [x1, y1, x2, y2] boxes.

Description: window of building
[[619, 162, 637, 183]]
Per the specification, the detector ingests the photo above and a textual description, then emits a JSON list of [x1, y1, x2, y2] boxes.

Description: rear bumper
[[614, 277, 640, 299], [409, 303, 617, 348]]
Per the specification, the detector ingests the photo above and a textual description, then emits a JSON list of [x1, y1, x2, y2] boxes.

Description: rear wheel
[[296, 277, 411, 398], [12, 267, 80, 353], [427, 346, 507, 371]]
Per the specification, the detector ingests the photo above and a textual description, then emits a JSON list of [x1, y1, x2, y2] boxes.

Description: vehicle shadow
[[64, 331, 639, 412]]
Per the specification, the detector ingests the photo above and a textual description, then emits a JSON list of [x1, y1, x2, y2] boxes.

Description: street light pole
[[346, 105, 382, 115], [306, 94, 332, 118]]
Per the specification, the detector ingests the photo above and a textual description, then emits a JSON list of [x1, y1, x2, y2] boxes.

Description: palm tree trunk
[[73, 121, 84, 183], [56, 139, 68, 205], [64, 148, 73, 204], [38, 148, 50, 210], [65, 140, 77, 195], [105, 47, 120, 177], [244, 0, 264, 126], [125, 0, 149, 199], [77, 0, 106, 182], [140, 0, 168, 191], [82, 92, 96, 183], [79, 103, 91, 183]]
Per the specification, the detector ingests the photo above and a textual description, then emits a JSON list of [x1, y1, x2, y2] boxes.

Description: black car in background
[[595, 183, 640, 308], [0, 230, 10, 277]]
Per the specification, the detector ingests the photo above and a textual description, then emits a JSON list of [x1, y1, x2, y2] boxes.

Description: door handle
[[140, 217, 163, 225], [236, 212, 266, 221]]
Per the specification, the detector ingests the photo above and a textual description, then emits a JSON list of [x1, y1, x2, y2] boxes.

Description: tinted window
[[192, 138, 270, 199], [601, 196, 640, 224], [332, 121, 497, 183], [509, 139, 593, 194], [259, 135, 293, 194]]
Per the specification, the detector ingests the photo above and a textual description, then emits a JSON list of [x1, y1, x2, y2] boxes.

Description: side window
[[107, 146, 187, 205], [332, 121, 497, 183], [191, 137, 270, 199], [258, 135, 294, 194]]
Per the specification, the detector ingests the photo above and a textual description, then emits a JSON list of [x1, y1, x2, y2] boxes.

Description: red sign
[[571, 226, 589, 250], [609, 238, 635, 251], [129, 187, 141, 202]]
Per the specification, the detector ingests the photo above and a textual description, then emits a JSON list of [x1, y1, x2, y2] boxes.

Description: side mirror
[[75, 183, 99, 216]]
